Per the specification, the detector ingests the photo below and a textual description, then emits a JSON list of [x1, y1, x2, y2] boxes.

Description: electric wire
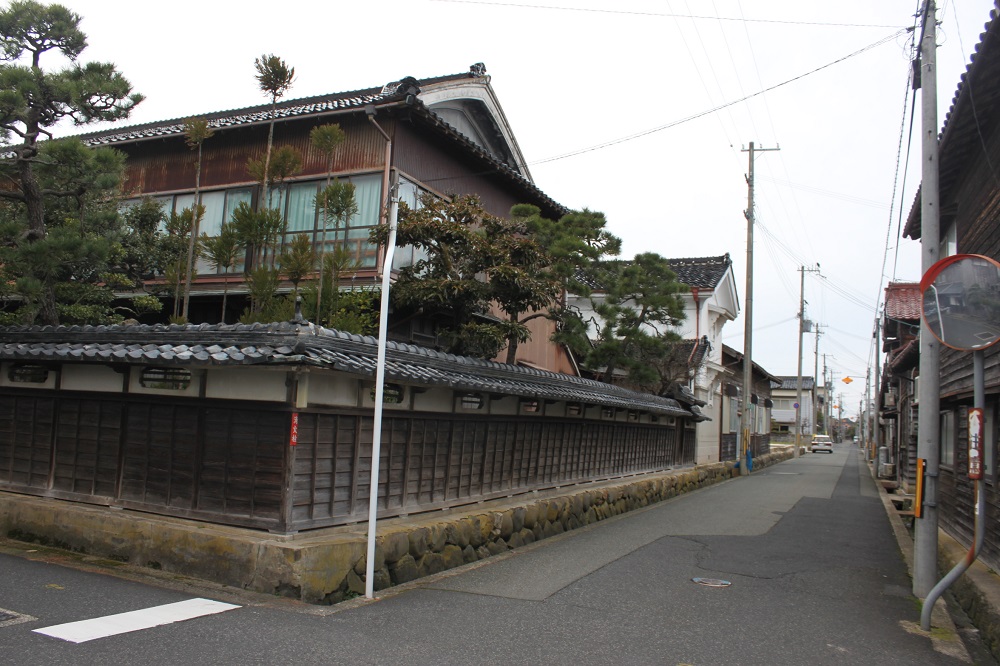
[[527, 29, 908, 166], [664, 0, 743, 162], [430, 0, 909, 28]]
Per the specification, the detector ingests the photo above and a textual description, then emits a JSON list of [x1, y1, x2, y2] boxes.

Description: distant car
[[810, 435, 834, 454]]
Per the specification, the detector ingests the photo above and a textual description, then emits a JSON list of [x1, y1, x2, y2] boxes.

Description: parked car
[[810, 435, 834, 454]]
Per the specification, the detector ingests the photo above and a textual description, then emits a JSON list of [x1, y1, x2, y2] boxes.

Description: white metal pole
[[365, 175, 398, 599]]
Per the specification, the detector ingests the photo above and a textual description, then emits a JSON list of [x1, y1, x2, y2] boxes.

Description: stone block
[[388, 553, 418, 584], [512, 507, 526, 533], [382, 531, 409, 564], [441, 545, 465, 570]]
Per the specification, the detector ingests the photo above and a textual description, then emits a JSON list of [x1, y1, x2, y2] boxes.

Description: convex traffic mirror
[[919, 254, 1000, 352]]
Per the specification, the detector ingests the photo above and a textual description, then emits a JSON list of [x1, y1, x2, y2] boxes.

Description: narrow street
[[0, 445, 977, 665]]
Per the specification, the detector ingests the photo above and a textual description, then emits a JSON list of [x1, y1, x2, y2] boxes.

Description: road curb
[[867, 450, 971, 662]]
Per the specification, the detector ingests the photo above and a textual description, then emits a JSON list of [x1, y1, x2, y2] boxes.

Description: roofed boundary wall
[[0, 449, 791, 603], [0, 321, 709, 535]]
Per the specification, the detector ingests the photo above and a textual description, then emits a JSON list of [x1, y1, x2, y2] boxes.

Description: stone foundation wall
[[1, 450, 793, 604]]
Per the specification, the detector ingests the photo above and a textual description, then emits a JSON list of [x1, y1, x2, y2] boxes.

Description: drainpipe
[[364, 106, 399, 600]]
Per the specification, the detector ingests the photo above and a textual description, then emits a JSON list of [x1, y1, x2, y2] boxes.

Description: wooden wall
[[0, 390, 695, 533]]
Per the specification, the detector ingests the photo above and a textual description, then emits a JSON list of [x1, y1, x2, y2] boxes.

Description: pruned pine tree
[[252, 53, 294, 209], [200, 221, 244, 323], [0, 0, 142, 324], [309, 123, 348, 314], [181, 117, 214, 321]]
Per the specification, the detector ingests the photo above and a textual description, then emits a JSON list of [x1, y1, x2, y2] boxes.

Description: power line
[[430, 0, 908, 28], [527, 29, 908, 166]]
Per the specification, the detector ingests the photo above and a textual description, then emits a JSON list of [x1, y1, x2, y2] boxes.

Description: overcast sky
[[47, 0, 993, 416]]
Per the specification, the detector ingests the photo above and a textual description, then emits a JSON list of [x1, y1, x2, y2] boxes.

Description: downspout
[[687, 288, 702, 369], [367, 106, 393, 272]]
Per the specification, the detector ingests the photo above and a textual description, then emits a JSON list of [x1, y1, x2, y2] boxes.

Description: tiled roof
[[667, 254, 732, 290], [773, 375, 815, 391], [884, 282, 921, 321], [74, 72, 452, 147], [0, 320, 693, 417], [572, 254, 732, 293], [71, 68, 568, 218], [888, 338, 919, 374]]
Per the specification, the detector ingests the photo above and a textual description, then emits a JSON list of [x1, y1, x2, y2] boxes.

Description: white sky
[[47, 0, 992, 416]]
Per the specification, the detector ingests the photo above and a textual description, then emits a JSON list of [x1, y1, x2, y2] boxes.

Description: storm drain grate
[[0, 608, 37, 628], [692, 578, 732, 588]]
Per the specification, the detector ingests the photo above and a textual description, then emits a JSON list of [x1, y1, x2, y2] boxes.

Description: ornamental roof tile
[[0, 320, 693, 418]]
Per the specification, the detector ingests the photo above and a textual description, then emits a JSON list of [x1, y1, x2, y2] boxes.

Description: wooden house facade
[[879, 282, 921, 490], [719, 345, 775, 462], [76, 64, 575, 374], [902, 5, 1000, 571]]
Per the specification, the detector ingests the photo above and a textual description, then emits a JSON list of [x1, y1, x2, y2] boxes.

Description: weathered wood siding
[[0, 390, 694, 533]]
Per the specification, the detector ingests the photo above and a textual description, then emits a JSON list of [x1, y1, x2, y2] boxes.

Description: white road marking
[[0, 607, 37, 628], [33, 598, 240, 643]]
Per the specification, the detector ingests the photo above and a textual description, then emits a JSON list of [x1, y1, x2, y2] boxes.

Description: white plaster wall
[[60, 365, 123, 393], [306, 373, 359, 407], [206, 368, 287, 402], [412, 387, 453, 413]]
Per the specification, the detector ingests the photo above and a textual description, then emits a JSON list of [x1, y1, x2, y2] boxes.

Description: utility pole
[[822, 355, 830, 435], [795, 265, 820, 455], [874, 316, 882, 464], [738, 141, 779, 474], [813, 323, 822, 437], [914, 0, 941, 599]]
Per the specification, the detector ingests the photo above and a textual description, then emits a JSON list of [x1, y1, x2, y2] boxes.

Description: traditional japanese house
[[76, 63, 575, 374], [902, 6, 1000, 571]]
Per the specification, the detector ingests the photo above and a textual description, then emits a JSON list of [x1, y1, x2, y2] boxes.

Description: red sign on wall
[[969, 408, 984, 480], [290, 412, 299, 447]]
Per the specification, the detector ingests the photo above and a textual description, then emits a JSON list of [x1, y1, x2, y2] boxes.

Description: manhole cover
[[692, 578, 732, 587]]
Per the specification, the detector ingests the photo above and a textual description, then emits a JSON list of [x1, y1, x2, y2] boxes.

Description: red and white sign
[[968, 408, 984, 480], [289, 412, 299, 447]]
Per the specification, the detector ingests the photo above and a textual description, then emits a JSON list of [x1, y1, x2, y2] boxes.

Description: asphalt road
[[0, 445, 972, 665]]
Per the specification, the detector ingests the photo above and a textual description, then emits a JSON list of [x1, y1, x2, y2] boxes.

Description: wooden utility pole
[[739, 142, 779, 474]]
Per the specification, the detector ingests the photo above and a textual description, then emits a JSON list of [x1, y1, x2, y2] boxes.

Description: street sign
[[793, 403, 799, 409], [843, 377, 853, 384], [969, 408, 984, 480]]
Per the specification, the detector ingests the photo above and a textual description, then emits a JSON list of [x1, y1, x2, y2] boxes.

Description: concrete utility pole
[[874, 316, 882, 462], [813, 323, 822, 436], [739, 141, 779, 474], [914, 0, 941, 599], [795, 265, 820, 455], [822, 355, 830, 435]]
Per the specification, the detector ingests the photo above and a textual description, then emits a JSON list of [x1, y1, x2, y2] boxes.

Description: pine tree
[[0, 1, 142, 324]]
